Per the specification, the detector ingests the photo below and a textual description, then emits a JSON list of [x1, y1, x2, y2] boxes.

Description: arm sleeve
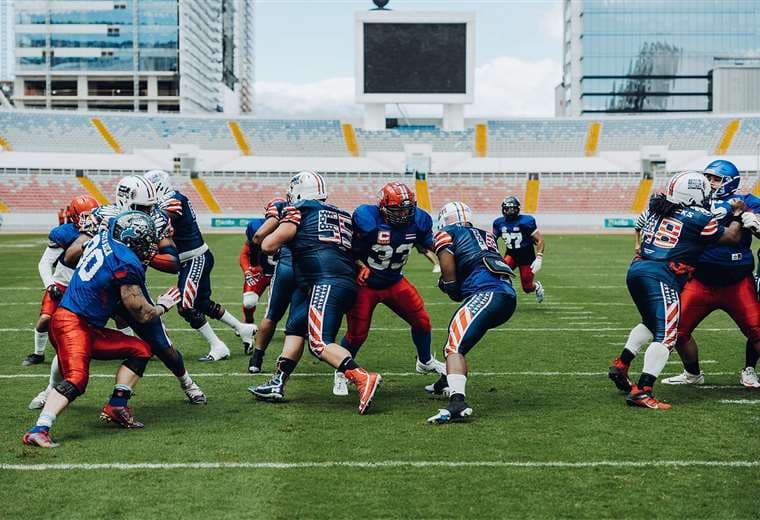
[[525, 216, 538, 236], [433, 230, 454, 254], [700, 217, 724, 243], [492, 219, 500, 241], [38, 246, 61, 287], [280, 206, 302, 227], [239, 242, 252, 271]]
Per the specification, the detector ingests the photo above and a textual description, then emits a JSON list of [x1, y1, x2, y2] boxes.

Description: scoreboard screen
[[363, 23, 467, 94]]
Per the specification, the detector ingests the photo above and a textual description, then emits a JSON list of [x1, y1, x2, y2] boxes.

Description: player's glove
[[245, 266, 263, 287], [78, 213, 99, 236], [741, 212, 760, 234], [160, 198, 183, 217], [530, 253, 543, 274], [46, 284, 63, 301], [356, 265, 371, 286], [157, 287, 181, 314]]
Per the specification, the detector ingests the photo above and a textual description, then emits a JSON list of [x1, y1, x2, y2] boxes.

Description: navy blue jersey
[[269, 200, 292, 264], [48, 223, 80, 250], [245, 218, 276, 275], [434, 224, 513, 298], [285, 199, 355, 289], [165, 191, 204, 254], [638, 206, 723, 266], [696, 194, 760, 283], [492, 214, 537, 253], [61, 227, 145, 328], [352, 204, 433, 289]]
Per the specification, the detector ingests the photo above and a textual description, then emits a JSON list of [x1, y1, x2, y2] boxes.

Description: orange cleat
[[348, 369, 382, 415], [625, 385, 672, 410]]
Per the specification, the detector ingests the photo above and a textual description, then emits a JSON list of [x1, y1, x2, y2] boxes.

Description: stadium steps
[[228, 121, 252, 155], [191, 177, 222, 214], [631, 177, 653, 213], [77, 176, 109, 205], [341, 123, 360, 157], [91, 117, 124, 154], [415, 174, 433, 213], [524, 176, 539, 212], [584, 121, 601, 157], [0, 197, 8, 212], [474, 123, 487, 157], [714, 119, 741, 155], [0, 136, 13, 151]]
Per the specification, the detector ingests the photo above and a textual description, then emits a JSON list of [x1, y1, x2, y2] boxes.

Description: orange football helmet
[[378, 182, 416, 226], [66, 195, 99, 227]]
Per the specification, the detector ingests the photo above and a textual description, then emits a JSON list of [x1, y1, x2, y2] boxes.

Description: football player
[[23, 212, 181, 448], [239, 204, 281, 327], [143, 170, 256, 361], [608, 172, 745, 409], [661, 160, 760, 387], [23, 195, 99, 366], [246, 197, 297, 374], [426, 202, 517, 424], [493, 196, 545, 303], [333, 182, 444, 396], [248, 171, 382, 415]]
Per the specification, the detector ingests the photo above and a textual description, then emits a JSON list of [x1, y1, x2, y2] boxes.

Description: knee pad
[[198, 300, 225, 320], [55, 379, 82, 402], [122, 357, 149, 377], [178, 306, 207, 329], [243, 292, 259, 310]]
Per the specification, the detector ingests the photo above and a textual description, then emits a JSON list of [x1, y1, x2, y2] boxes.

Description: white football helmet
[[116, 175, 158, 212], [437, 201, 473, 228], [143, 169, 173, 198], [664, 171, 711, 208], [287, 171, 327, 203]]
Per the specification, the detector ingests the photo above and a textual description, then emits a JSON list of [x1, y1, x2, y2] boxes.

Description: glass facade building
[[561, 0, 760, 115], [12, 0, 253, 113]]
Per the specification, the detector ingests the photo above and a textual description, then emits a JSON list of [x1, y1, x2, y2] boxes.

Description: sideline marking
[[1, 460, 758, 471]]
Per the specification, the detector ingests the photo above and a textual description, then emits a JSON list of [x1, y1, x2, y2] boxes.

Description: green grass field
[[1, 233, 758, 519]]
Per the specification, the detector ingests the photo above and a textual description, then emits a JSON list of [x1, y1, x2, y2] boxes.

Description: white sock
[[623, 323, 653, 356], [447, 374, 467, 396], [220, 310, 244, 331], [34, 330, 48, 355], [36, 411, 57, 428], [642, 342, 670, 378], [118, 326, 134, 336], [49, 355, 62, 386], [197, 323, 223, 346], [178, 371, 192, 387]]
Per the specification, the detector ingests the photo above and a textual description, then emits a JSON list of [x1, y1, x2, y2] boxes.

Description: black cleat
[[428, 394, 473, 424], [608, 358, 632, 393], [424, 374, 450, 396], [22, 353, 45, 366]]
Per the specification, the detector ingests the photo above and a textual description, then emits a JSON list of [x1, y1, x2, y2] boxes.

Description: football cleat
[[740, 367, 760, 388], [353, 371, 382, 415], [198, 343, 230, 362], [416, 356, 446, 375], [28, 388, 50, 410], [625, 386, 672, 410], [333, 371, 349, 396], [182, 381, 207, 405], [248, 373, 285, 401], [425, 374, 451, 396], [427, 396, 473, 424], [534, 281, 545, 304], [608, 357, 633, 392], [662, 370, 705, 385], [22, 353, 44, 366], [248, 348, 265, 374], [100, 404, 145, 428], [238, 324, 257, 351], [22, 429, 59, 448]]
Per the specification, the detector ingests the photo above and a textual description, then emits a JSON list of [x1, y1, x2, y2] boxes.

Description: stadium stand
[[729, 117, 760, 155], [354, 125, 474, 153], [538, 172, 641, 213], [0, 173, 84, 211], [487, 119, 588, 157], [597, 117, 730, 152]]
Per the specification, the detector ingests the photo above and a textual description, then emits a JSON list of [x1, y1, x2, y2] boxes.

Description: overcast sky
[[253, 0, 563, 118]]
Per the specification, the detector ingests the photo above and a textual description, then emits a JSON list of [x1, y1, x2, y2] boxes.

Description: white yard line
[[0, 327, 639, 333], [719, 399, 760, 404], [1, 460, 758, 471]]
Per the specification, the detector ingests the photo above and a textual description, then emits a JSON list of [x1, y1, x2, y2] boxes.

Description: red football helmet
[[66, 195, 99, 227], [378, 182, 416, 226]]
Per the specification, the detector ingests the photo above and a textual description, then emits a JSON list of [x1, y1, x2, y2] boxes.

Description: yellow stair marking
[[0, 198, 8, 212], [584, 121, 601, 157], [714, 119, 741, 155], [415, 176, 432, 214], [228, 121, 252, 156], [631, 178, 653, 213], [524, 177, 539, 213], [0, 136, 13, 151], [91, 117, 123, 154], [77, 176, 109, 205], [752, 180, 760, 197], [191, 177, 222, 214], [341, 123, 360, 157], [474, 123, 487, 157]]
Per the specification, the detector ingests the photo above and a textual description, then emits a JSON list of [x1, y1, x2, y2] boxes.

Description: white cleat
[[333, 371, 349, 396], [662, 370, 705, 385], [416, 356, 446, 375], [238, 324, 257, 350], [740, 367, 760, 388], [534, 281, 545, 304], [182, 381, 208, 404], [28, 388, 50, 410], [198, 343, 231, 362]]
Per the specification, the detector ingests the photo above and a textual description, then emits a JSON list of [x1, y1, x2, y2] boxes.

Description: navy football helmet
[[110, 210, 158, 262], [704, 160, 740, 198], [501, 196, 521, 218]]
